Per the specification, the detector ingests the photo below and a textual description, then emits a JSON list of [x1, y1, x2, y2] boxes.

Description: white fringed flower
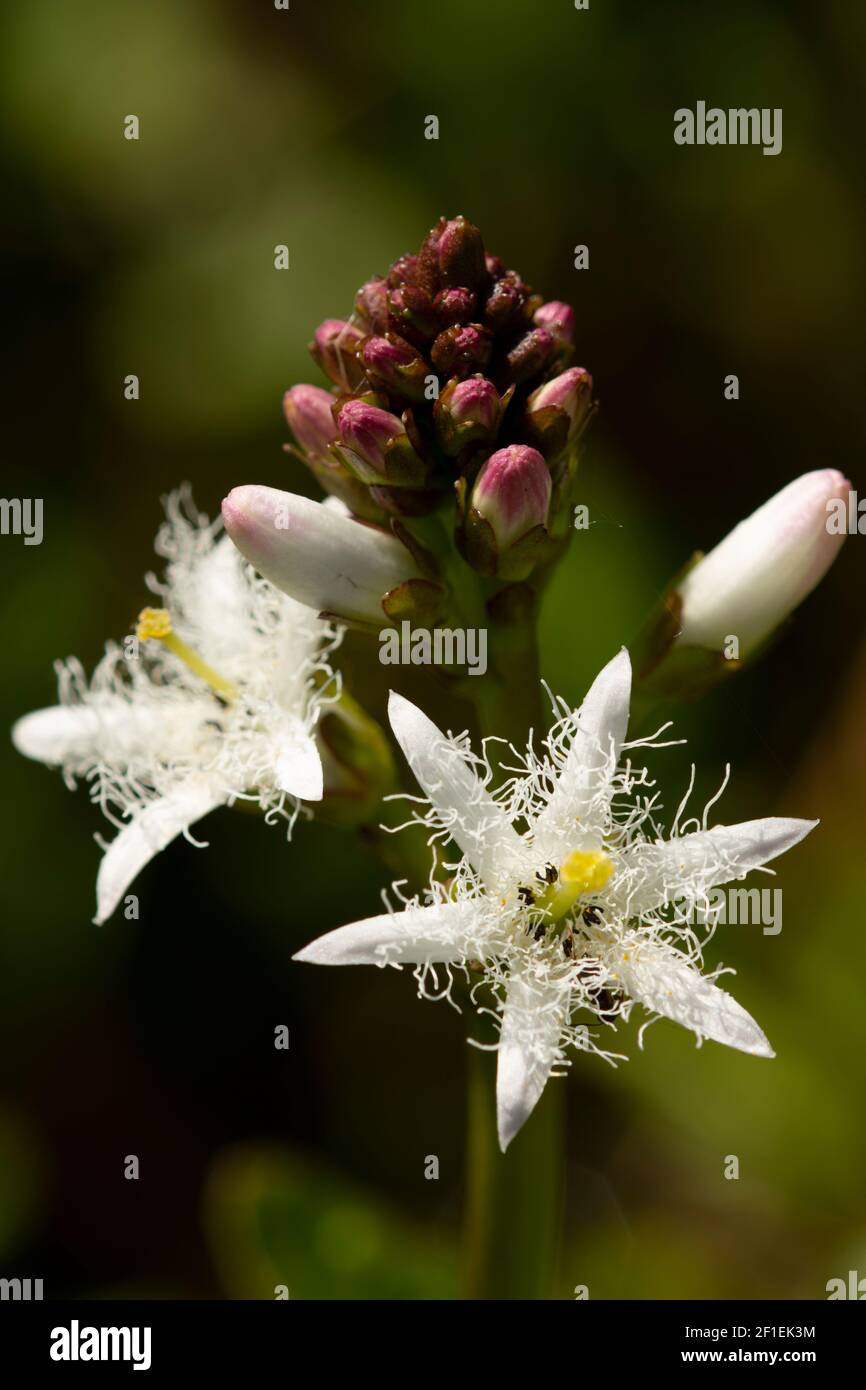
[[13, 489, 340, 925], [294, 649, 816, 1151]]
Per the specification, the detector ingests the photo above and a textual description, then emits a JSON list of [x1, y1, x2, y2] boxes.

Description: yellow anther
[[135, 606, 236, 699], [136, 607, 173, 642]]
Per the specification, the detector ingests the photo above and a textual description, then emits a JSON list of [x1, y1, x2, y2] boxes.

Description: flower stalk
[[464, 1041, 563, 1300]]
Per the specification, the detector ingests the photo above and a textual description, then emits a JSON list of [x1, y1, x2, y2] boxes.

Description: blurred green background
[[1, 0, 864, 1299]]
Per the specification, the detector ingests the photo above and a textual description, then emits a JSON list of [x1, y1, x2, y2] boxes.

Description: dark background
[[1, 0, 864, 1298]]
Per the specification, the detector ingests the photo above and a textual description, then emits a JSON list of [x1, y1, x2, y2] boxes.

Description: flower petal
[[275, 723, 323, 801], [12, 705, 102, 767], [13, 692, 220, 774], [609, 817, 818, 918], [609, 942, 774, 1057], [532, 648, 632, 858], [95, 779, 227, 925], [496, 971, 568, 1152], [293, 898, 485, 966], [388, 691, 527, 886]]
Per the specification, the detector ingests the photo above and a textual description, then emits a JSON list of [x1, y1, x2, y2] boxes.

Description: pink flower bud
[[387, 254, 419, 288], [434, 286, 476, 325], [472, 445, 551, 548], [354, 278, 389, 332], [336, 399, 405, 475], [430, 323, 492, 377], [483, 275, 527, 332], [386, 285, 439, 343], [533, 300, 575, 344], [282, 384, 337, 460], [434, 375, 503, 455], [448, 376, 501, 428], [309, 319, 365, 389], [360, 333, 429, 399], [527, 367, 593, 429]]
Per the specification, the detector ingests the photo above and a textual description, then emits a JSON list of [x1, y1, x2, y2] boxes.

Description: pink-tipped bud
[[309, 318, 365, 389], [336, 399, 405, 476], [434, 375, 503, 455], [527, 366, 593, 429], [447, 376, 501, 429], [472, 445, 551, 548], [483, 274, 527, 332], [386, 285, 439, 344], [430, 323, 492, 377], [533, 300, 575, 344], [283, 384, 338, 460], [433, 286, 476, 325], [354, 278, 389, 332], [360, 334, 429, 400], [387, 254, 420, 288]]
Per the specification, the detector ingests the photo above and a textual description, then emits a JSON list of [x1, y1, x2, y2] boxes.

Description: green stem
[[461, 632, 566, 1300], [463, 1043, 564, 1299]]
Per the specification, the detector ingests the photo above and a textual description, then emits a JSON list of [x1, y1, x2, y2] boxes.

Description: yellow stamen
[[535, 848, 614, 924], [136, 607, 237, 699]]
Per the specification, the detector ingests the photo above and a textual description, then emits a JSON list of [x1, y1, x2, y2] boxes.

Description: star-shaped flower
[[13, 490, 339, 924], [294, 650, 816, 1150]]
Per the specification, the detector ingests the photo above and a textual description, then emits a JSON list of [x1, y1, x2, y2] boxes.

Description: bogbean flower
[[293, 649, 816, 1151], [12, 490, 340, 925]]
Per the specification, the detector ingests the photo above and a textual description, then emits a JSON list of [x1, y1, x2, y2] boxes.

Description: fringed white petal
[[388, 691, 527, 886], [12, 705, 103, 767], [532, 648, 632, 859], [496, 970, 568, 1152], [275, 725, 323, 801], [172, 533, 252, 672], [294, 898, 486, 966], [13, 684, 222, 777], [608, 816, 818, 918], [609, 942, 774, 1057], [95, 779, 227, 925]]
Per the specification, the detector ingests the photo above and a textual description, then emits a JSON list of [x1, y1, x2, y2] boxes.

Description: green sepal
[[381, 577, 447, 626]]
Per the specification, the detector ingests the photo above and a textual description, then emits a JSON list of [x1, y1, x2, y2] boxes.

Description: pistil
[[136, 608, 237, 699]]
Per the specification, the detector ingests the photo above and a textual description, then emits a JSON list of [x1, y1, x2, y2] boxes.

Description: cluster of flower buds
[[284, 215, 594, 582]]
